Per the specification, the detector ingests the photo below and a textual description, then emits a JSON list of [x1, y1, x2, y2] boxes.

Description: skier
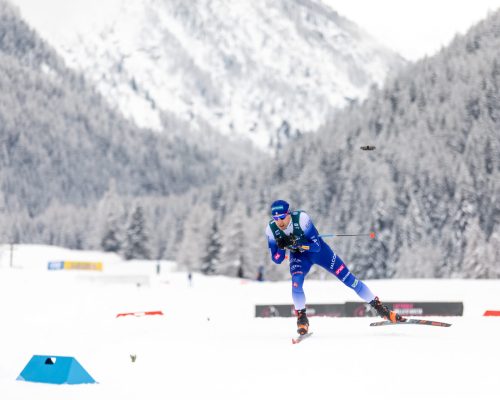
[[265, 199, 404, 335]]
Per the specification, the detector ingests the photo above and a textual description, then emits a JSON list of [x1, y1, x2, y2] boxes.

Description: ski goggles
[[272, 212, 289, 221]]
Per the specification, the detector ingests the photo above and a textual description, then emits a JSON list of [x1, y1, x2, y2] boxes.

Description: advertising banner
[[256, 301, 463, 318], [345, 301, 464, 317], [256, 303, 345, 318], [64, 261, 103, 271], [47, 261, 65, 270], [48, 261, 103, 271]]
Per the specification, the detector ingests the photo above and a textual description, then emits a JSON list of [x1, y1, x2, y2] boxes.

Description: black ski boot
[[369, 297, 405, 323], [296, 309, 309, 335]]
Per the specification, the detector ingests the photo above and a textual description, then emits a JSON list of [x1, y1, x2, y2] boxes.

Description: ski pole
[[319, 232, 376, 239]]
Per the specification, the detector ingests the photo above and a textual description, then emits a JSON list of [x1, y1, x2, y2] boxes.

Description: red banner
[[116, 310, 164, 318]]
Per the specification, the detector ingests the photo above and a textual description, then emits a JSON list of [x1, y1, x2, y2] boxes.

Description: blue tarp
[[17, 355, 97, 384]]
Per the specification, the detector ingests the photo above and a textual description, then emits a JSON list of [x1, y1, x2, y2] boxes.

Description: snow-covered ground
[[1, 245, 499, 400]]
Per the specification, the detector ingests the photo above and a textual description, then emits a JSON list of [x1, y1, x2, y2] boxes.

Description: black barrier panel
[[345, 302, 464, 317], [255, 305, 294, 318], [256, 304, 345, 318], [257, 302, 464, 318]]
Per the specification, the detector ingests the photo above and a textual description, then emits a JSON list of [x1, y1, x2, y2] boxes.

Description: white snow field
[[1, 245, 499, 400]]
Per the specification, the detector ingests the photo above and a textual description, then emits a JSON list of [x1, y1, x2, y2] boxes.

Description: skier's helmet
[[270, 200, 290, 217]]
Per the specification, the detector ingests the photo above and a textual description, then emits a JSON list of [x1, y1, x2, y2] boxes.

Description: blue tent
[[17, 355, 97, 384]]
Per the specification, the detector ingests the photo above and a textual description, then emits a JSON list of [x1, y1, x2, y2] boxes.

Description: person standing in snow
[[265, 199, 404, 335]]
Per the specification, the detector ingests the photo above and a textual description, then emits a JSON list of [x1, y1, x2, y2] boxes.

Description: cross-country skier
[[265, 199, 404, 335]]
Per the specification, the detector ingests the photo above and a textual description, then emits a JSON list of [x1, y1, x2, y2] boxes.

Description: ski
[[292, 332, 313, 344], [370, 318, 452, 327]]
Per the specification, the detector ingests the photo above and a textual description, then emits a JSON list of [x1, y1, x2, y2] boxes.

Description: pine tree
[[201, 218, 221, 275], [218, 203, 246, 276], [123, 205, 150, 260], [176, 202, 214, 272], [97, 182, 124, 253], [101, 218, 121, 253]]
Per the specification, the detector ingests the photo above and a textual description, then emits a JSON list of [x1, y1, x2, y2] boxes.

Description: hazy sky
[[325, 0, 500, 60], [9, 0, 500, 61]]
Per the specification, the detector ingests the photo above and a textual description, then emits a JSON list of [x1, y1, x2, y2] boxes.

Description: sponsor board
[[345, 301, 464, 317], [48, 261, 103, 271], [255, 304, 345, 318], [256, 301, 464, 318], [47, 261, 64, 270]]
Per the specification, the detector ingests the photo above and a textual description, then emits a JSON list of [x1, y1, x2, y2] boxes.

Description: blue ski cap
[[270, 199, 290, 216]]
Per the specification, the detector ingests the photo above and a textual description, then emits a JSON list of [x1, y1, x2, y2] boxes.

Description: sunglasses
[[272, 213, 289, 221]]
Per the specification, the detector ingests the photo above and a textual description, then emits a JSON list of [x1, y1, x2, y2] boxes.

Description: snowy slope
[[1, 245, 499, 400], [10, 0, 404, 149]]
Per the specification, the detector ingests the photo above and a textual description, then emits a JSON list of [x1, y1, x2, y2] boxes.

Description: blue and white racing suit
[[266, 211, 375, 311]]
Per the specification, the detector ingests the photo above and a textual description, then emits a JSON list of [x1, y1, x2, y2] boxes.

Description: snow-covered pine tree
[[462, 220, 489, 278], [176, 202, 214, 272], [97, 183, 124, 253], [218, 204, 244, 277], [218, 202, 255, 278], [201, 218, 222, 275], [101, 218, 121, 253], [123, 205, 151, 260]]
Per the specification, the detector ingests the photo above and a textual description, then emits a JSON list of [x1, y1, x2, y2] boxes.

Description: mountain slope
[[11, 0, 405, 149], [0, 1, 257, 233], [172, 9, 500, 280], [263, 10, 500, 278]]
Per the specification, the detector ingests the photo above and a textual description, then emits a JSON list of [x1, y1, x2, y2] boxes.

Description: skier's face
[[275, 213, 291, 230]]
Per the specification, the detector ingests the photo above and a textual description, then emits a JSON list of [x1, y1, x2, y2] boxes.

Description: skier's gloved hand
[[276, 235, 294, 249], [286, 236, 303, 252], [289, 234, 298, 247], [276, 236, 290, 249], [288, 245, 302, 253]]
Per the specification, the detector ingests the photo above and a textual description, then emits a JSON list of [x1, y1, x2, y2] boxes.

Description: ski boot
[[296, 309, 309, 335], [369, 297, 405, 323]]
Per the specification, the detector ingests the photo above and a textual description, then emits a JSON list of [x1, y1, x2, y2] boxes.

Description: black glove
[[276, 235, 297, 249], [276, 236, 289, 249]]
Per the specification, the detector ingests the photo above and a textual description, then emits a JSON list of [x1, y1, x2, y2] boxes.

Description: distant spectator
[[257, 265, 264, 282], [237, 265, 244, 279]]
